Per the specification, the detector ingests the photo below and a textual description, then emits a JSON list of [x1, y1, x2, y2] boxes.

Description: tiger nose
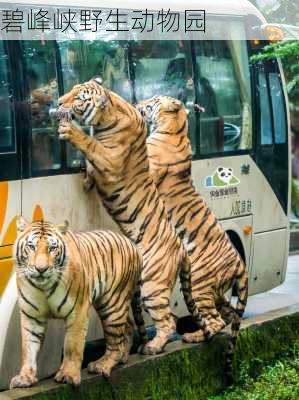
[[35, 265, 49, 274]]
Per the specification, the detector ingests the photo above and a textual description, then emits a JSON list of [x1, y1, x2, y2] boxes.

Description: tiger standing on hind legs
[[55, 78, 210, 355], [136, 96, 248, 362], [10, 218, 147, 388]]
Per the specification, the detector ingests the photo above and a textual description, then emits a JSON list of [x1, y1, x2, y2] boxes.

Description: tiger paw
[[182, 330, 206, 343], [139, 339, 165, 355], [10, 373, 38, 389], [83, 177, 95, 192], [58, 121, 72, 140], [54, 365, 81, 386], [87, 358, 116, 378]]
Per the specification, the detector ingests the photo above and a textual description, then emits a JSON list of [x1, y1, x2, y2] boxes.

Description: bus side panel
[[250, 229, 288, 295], [0, 180, 21, 390]]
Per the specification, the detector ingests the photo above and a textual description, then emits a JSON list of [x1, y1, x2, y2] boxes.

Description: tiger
[[10, 217, 147, 388], [136, 95, 248, 357], [54, 78, 210, 355]]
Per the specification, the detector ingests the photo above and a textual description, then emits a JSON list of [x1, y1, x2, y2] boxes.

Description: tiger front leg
[[58, 120, 86, 142], [10, 313, 47, 389], [83, 160, 96, 192], [58, 121, 115, 179], [55, 305, 90, 386]]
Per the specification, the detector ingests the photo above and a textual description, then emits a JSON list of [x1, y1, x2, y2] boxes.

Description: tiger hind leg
[[182, 314, 226, 343], [139, 283, 176, 355], [216, 295, 236, 326], [179, 256, 211, 340], [88, 304, 131, 377], [182, 292, 225, 343]]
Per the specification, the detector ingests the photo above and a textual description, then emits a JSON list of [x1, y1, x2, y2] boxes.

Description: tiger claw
[[58, 133, 70, 141], [54, 366, 81, 386], [10, 373, 38, 389]]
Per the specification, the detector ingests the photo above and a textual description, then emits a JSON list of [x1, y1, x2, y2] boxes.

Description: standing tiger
[[10, 217, 146, 388], [136, 96, 248, 349], [54, 78, 209, 355]]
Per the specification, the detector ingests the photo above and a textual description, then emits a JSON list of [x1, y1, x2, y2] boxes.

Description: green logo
[[205, 167, 240, 188]]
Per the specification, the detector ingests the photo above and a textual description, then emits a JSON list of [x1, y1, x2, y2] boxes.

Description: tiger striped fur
[[10, 217, 146, 388], [136, 96, 248, 352], [56, 78, 209, 355]]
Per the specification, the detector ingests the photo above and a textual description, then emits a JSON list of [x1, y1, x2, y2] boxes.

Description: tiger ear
[[94, 94, 108, 110], [163, 98, 183, 112], [93, 76, 103, 85], [16, 215, 29, 233], [56, 220, 69, 235]]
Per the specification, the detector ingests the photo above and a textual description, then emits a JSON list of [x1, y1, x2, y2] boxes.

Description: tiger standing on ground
[[10, 217, 146, 388], [136, 96, 248, 352], [55, 78, 210, 355]]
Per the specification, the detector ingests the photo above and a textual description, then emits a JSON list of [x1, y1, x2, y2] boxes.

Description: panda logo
[[216, 167, 233, 184], [205, 166, 240, 188]]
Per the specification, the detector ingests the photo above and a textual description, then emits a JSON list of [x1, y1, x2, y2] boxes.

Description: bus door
[[255, 60, 289, 215], [0, 41, 22, 299], [251, 60, 289, 294]]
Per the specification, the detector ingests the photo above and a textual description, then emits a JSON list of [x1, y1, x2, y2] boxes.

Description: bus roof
[[5, 0, 266, 20]]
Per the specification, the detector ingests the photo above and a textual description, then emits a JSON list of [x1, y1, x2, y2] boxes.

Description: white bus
[[0, 0, 290, 389]]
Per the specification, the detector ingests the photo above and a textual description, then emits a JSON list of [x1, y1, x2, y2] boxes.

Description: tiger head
[[136, 96, 186, 134], [57, 77, 112, 127], [15, 217, 69, 286]]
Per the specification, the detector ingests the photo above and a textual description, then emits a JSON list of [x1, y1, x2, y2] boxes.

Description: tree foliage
[[251, 0, 299, 25], [251, 41, 299, 103]]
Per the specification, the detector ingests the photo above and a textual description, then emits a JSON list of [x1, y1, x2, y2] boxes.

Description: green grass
[[209, 343, 299, 400]]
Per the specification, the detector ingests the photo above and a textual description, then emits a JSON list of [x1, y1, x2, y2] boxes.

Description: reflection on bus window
[[269, 73, 287, 144], [258, 71, 273, 145], [131, 40, 197, 153], [57, 40, 132, 167], [24, 41, 61, 173], [0, 41, 15, 153], [194, 40, 252, 154]]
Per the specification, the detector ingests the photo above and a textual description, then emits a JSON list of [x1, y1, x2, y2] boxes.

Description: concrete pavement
[[245, 255, 299, 318]]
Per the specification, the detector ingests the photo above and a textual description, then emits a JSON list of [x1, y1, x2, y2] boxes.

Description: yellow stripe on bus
[[0, 182, 8, 235], [0, 245, 13, 259], [0, 258, 14, 296], [1, 216, 17, 247], [0, 206, 45, 296]]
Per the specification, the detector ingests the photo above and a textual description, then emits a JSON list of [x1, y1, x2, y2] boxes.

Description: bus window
[[57, 40, 132, 168], [130, 40, 197, 152], [258, 71, 273, 145], [269, 73, 287, 144], [194, 40, 252, 155], [23, 41, 61, 174], [0, 41, 15, 153]]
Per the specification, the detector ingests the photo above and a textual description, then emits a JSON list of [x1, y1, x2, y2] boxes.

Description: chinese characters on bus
[[1, 8, 206, 33]]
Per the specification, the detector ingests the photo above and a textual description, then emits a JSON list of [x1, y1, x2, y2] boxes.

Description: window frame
[[127, 30, 254, 161], [257, 68, 275, 147], [268, 71, 287, 145], [0, 41, 22, 182], [0, 41, 16, 155], [190, 36, 254, 160], [17, 40, 80, 179]]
